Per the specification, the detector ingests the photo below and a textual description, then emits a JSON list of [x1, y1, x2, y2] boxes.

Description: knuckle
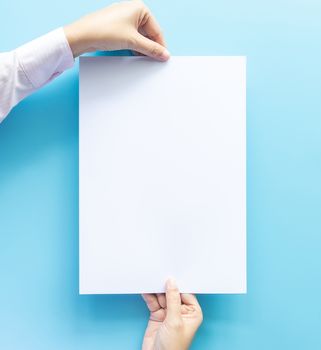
[[134, 0, 145, 9], [149, 45, 162, 57], [197, 310, 204, 325], [126, 34, 137, 50]]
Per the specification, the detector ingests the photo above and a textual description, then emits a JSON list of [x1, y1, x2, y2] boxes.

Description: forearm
[[0, 27, 74, 122]]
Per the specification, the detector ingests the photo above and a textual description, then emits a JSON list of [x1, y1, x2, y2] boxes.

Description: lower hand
[[64, 0, 170, 61], [142, 279, 203, 350]]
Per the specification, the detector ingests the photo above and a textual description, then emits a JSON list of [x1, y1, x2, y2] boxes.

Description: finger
[[142, 293, 161, 312], [181, 294, 203, 323], [165, 278, 182, 320], [132, 33, 170, 61], [181, 293, 201, 309], [156, 293, 166, 308], [141, 11, 166, 47], [181, 304, 196, 314]]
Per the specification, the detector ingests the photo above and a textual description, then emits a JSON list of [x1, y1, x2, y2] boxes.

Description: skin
[[65, 2, 202, 348], [142, 279, 203, 350], [63, 0, 170, 60]]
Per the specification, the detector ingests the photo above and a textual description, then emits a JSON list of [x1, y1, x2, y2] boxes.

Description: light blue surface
[[1, 0, 321, 349]]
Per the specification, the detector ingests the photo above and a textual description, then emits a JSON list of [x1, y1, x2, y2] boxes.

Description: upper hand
[[142, 279, 203, 350], [64, 0, 170, 61]]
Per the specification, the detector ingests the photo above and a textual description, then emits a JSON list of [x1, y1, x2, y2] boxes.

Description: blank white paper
[[79, 56, 246, 294]]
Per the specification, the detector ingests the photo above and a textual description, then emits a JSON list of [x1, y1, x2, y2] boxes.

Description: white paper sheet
[[79, 56, 246, 294]]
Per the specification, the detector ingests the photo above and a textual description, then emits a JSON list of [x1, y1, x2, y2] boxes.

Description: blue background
[[1, 0, 321, 349]]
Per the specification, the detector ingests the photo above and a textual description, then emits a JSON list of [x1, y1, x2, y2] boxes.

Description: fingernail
[[167, 278, 177, 289], [160, 48, 170, 61]]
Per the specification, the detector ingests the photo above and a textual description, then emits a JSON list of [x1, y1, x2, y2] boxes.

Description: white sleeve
[[0, 27, 74, 122]]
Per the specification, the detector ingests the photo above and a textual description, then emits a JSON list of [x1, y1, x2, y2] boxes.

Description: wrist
[[63, 22, 90, 57]]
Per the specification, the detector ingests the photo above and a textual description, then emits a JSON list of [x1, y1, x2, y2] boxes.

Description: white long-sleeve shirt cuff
[[0, 27, 74, 122]]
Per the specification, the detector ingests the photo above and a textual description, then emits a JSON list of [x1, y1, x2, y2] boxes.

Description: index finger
[[142, 293, 162, 312], [181, 293, 202, 310], [142, 10, 166, 47]]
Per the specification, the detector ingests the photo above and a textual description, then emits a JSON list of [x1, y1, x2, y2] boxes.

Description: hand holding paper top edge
[[0, 1, 170, 122], [64, 0, 170, 61]]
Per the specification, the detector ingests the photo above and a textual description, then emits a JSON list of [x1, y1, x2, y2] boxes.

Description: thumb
[[133, 33, 170, 61], [165, 278, 182, 322]]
